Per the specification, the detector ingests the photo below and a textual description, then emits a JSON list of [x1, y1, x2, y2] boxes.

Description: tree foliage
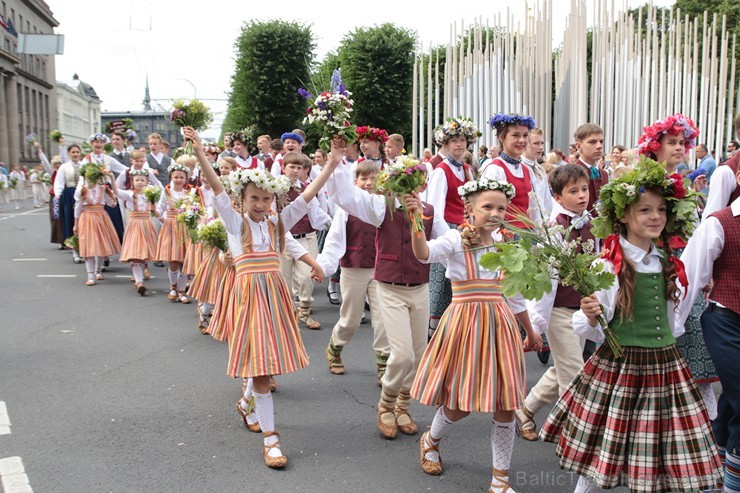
[[338, 24, 416, 143], [222, 20, 315, 140]]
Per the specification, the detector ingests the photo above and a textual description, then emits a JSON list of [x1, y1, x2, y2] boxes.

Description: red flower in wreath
[[668, 173, 687, 198]]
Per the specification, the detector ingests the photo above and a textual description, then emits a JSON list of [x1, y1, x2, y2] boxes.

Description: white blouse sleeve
[[213, 190, 242, 236], [326, 165, 387, 227], [279, 194, 311, 231], [316, 208, 349, 275], [426, 167, 448, 220], [283, 232, 308, 261], [571, 259, 617, 343], [423, 228, 461, 266]]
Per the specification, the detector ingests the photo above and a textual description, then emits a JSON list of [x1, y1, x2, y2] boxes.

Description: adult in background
[[687, 144, 717, 190]]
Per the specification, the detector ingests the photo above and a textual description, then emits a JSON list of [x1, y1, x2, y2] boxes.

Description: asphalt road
[[0, 199, 592, 493]]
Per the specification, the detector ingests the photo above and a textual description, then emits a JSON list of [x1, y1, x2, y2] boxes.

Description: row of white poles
[[412, 0, 738, 160]]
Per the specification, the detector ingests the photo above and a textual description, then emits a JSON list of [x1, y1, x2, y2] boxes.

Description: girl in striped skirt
[[117, 169, 159, 295], [155, 163, 193, 304], [540, 159, 723, 493], [73, 167, 121, 286], [189, 127, 339, 469], [407, 178, 542, 493]]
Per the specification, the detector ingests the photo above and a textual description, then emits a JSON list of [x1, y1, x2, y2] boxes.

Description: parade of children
[[6, 108, 738, 493]]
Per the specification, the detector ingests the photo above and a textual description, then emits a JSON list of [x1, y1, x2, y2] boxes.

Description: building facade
[[56, 73, 101, 146], [0, 0, 58, 166]]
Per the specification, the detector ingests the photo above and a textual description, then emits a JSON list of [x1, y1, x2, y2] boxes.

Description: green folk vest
[[612, 272, 676, 348]]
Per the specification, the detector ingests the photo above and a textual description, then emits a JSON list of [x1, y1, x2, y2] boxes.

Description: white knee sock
[[177, 272, 188, 292], [491, 419, 516, 479], [253, 391, 281, 457], [168, 269, 178, 286], [85, 258, 95, 279], [240, 379, 258, 426], [574, 475, 602, 493], [697, 382, 718, 421], [131, 263, 144, 284], [202, 303, 214, 316], [424, 407, 457, 462], [94, 256, 103, 273]]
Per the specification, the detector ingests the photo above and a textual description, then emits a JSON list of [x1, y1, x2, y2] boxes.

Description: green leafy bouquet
[[374, 154, 429, 237], [80, 162, 105, 184], [142, 185, 161, 216], [168, 99, 213, 155], [49, 130, 63, 143], [197, 217, 228, 252], [64, 234, 79, 250], [39, 172, 52, 185], [9, 177, 18, 189], [479, 215, 623, 358]]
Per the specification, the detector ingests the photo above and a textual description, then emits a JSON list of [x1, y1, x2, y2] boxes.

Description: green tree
[[338, 24, 416, 141], [222, 20, 315, 141]]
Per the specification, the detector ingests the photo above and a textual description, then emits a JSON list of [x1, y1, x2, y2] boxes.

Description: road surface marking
[[36, 275, 77, 278], [0, 402, 9, 435], [12, 259, 47, 262], [0, 456, 33, 493]]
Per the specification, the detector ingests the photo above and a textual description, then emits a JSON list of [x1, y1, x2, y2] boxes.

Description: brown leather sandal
[[262, 431, 287, 469], [514, 406, 538, 441], [419, 431, 443, 475], [489, 468, 516, 493], [236, 398, 261, 433]]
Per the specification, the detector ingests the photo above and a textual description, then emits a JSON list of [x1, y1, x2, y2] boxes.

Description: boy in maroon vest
[[573, 123, 608, 213], [704, 113, 740, 218], [326, 141, 449, 440], [279, 152, 332, 329], [318, 160, 390, 382], [679, 166, 740, 488], [514, 164, 595, 440], [426, 118, 479, 337]]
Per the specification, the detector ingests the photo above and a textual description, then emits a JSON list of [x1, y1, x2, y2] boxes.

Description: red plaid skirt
[[540, 344, 723, 492]]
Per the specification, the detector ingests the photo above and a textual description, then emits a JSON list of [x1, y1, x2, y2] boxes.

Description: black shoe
[[360, 314, 368, 325], [327, 287, 340, 305], [537, 349, 551, 365], [103, 259, 110, 267], [153, 261, 165, 267], [364, 300, 370, 311]]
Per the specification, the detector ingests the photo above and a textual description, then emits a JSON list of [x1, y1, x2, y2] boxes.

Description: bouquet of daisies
[[80, 162, 106, 184], [175, 189, 204, 239], [142, 185, 162, 216], [168, 99, 213, 155], [49, 130, 63, 143], [298, 69, 358, 152], [374, 155, 429, 237], [197, 216, 228, 252], [39, 172, 52, 185]]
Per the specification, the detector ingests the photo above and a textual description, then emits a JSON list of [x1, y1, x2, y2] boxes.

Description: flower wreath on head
[[637, 113, 699, 156], [167, 163, 190, 176], [356, 126, 389, 144], [87, 133, 110, 144], [129, 169, 150, 177], [224, 168, 291, 197], [591, 156, 699, 243], [487, 113, 536, 134], [230, 129, 254, 149], [458, 177, 516, 202], [434, 117, 482, 146]]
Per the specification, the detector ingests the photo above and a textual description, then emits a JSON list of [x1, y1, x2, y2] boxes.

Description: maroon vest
[[438, 161, 469, 225], [287, 188, 314, 235], [374, 203, 435, 285], [553, 213, 595, 308], [429, 153, 444, 169], [341, 214, 377, 269], [721, 153, 740, 206], [709, 207, 740, 315], [577, 160, 609, 213]]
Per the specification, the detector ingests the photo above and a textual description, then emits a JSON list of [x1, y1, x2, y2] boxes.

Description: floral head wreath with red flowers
[[637, 113, 699, 156], [356, 126, 389, 144]]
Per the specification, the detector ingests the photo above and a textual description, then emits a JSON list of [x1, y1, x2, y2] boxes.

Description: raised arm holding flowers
[[298, 69, 358, 152]]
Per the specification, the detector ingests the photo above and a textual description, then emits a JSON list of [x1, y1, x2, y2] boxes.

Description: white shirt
[[150, 152, 165, 165], [703, 164, 737, 219], [522, 156, 554, 224], [422, 227, 526, 314], [572, 236, 684, 342], [235, 154, 265, 171], [678, 197, 740, 328], [287, 186, 332, 231], [73, 183, 115, 218], [156, 186, 188, 219], [316, 207, 354, 275], [326, 163, 449, 238], [115, 168, 163, 190], [426, 158, 467, 223], [480, 157, 528, 181], [53, 161, 82, 196], [117, 189, 153, 212], [213, 190, 307, 259]]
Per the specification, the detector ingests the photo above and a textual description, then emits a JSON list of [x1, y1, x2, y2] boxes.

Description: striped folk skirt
[[208, 266, 236, 342], [226, 251, 309, 378], [155, 217, 189, 263], [410, 279, 526, 413], [119, 211, 158, 262], [540, 344, 723, 493], [189, 246, 226, 304], [182, 241, 204, 276], [78, 205, 121, 258]]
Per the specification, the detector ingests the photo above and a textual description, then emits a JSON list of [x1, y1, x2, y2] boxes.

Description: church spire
[[143, 74, 152, 111]]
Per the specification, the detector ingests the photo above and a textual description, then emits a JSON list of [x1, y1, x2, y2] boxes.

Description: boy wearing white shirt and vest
[[515, 164, 594, 440], [326, 139, 449, 440], [280, 152, 332, 329], [318, 160, 390, 383], [231, 130, 264, 170]]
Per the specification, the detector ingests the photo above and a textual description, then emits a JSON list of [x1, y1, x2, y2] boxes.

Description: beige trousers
[[331, 267, 389, 355], [279, 233, 318, 306], [526, 307, 587, 413], [376, 282, 429, 393]]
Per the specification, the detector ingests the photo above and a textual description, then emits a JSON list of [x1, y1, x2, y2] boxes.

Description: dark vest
[[111, 150, 130, 170], [552, 213, 595, 308], [374, 203, 434, 285], [287, 188, 313, 235], [341, 214, 377, 269], [709, 207, 740, 315], [146, 154, 172, 185]]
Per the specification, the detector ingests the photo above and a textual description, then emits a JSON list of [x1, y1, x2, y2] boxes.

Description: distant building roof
[[57, 74, 101, 102]]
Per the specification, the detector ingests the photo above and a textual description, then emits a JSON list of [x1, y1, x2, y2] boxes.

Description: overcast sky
[[51, 0, 673, 139]]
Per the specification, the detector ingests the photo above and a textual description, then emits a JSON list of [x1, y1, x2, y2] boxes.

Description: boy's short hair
[[300, 154, 313, 169], [219, 156, 238, 169], [130, 150, 146, 160], [147, 133, 162, 142], [549, 163, 589, 195], [354, 160, 380, 178], [529, 127, 544, 137], [162, 141, 170, 150], [573, 123, 604, 143], [282, 151, 307, 169], [270, 139, 284, 152], [387, 133, 405, 147], [291, 129, 307, 143], [258, 134, 271, 142], [113, 130, 127, 141]]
